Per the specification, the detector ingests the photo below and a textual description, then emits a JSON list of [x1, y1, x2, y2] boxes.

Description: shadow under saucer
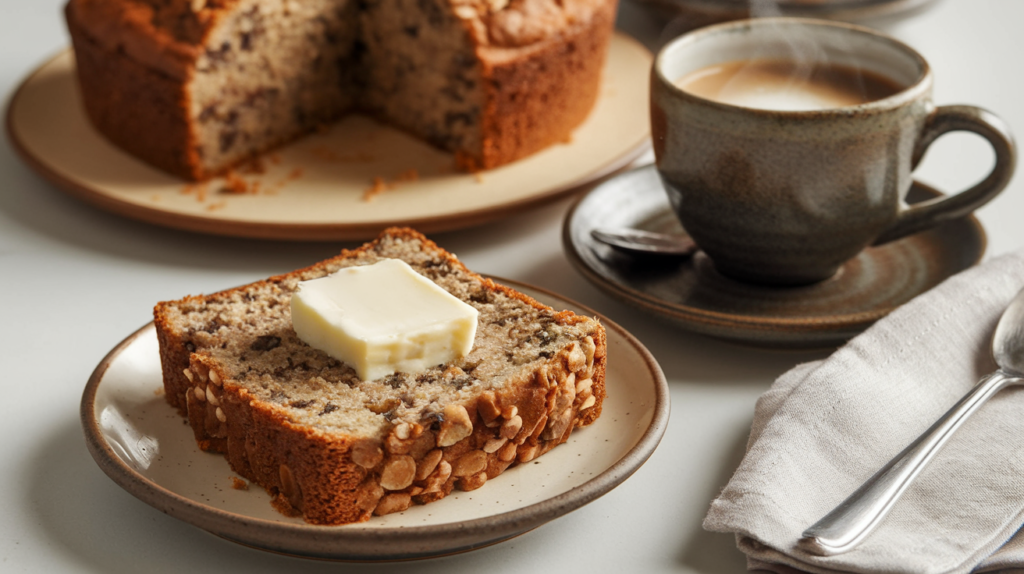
[[562, 165, 986, 349]]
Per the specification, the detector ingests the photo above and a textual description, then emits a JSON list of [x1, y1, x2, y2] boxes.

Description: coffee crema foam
[[675, 59, 904, 111]]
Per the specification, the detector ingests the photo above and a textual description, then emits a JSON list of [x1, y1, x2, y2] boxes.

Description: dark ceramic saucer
[[563, 165, 986, 348]]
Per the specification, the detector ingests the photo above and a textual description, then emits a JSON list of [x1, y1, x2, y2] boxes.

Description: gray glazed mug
[[651, 18, 1016, 285]]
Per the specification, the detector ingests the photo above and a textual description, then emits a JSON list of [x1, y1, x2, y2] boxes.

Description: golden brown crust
[[476, 0, 612, 48], [154, 228, 607, 525], [67, 3, 203, 180], [66, 0, 617, 180], [461, 0, 617, 170], [68, 0, 608, 61], [66, 0, 221, 81]]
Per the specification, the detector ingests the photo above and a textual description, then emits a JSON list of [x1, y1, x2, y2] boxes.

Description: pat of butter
[[290, 259, 478, 381]]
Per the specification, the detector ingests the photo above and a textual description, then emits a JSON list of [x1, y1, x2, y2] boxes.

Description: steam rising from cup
[[674, 1, 886, 112]]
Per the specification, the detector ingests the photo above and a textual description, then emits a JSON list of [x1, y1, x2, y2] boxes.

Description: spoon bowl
[[800, 286, 1024, 555], [590, 228, 698, 258], [992, 289, 1024, 376]]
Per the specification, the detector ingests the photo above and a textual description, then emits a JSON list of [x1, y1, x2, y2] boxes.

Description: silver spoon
[[590, 227, 698, 258], [800, 286, 1024, 556]]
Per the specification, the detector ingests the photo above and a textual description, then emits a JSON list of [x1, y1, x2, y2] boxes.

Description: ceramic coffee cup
[[651, 18, 1016, 285]]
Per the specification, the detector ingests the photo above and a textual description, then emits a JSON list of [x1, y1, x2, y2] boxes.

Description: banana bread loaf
[[153, 228, 606, 524], [65, 0, 618, 180]]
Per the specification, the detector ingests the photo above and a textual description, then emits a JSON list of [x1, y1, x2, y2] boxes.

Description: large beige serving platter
[[81, 279, 669, 561], [8, 34, 651, 241]]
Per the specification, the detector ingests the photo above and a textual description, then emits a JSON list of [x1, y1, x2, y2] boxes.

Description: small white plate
[[8, 34, 651, 241], [81, 279, 669, 560]]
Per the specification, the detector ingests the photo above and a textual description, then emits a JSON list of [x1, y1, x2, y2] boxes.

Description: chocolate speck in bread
[[154, 228, 606, 524], [65, 0, 618, 180]]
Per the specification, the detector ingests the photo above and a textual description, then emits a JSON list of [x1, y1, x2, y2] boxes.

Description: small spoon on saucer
[[590, 227, 698, 258], [800, 285, 1024, 556]]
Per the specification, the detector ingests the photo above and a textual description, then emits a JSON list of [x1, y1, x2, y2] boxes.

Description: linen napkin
[[704, 249, 1024, 574]]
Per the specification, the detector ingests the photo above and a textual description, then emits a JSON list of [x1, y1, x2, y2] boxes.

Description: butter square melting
[[290, 258, 479, 381]]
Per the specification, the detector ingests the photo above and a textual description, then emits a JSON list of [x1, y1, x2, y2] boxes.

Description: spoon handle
[[800, 370, 1017, 556]]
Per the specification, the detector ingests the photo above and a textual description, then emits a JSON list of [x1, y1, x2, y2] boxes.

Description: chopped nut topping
[[583, 336, 597, 377], [437, 404, 473, 447], [205, 386, 220, 406], [477, 391, 501, 426], [553, 373, 576, 414], [374, 493, 412, 516], [452, 450, 487, 477], [279, 464, 299, 505], [542, 408, 572, 441], [423, 461, 452, 494], [457, 471, 487, 492], [381, 456, 416, 491], [386, 433, 412, 455], [497, 439, 518, 462], [394, 422, 412, 440], [483, 437, 508, 453], [566, 342, 586, 373], [517, 413, 546, 445], [416, 449, 443, 481], [500, 415, 522, 440], [517, 444, 539, 463], [352, 440, 384, 469]]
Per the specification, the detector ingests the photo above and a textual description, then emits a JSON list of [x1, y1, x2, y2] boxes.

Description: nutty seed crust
[[157, 230, 609, 525]]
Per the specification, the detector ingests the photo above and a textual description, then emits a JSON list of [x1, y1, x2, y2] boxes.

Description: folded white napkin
[[704, 249, 1024, 574]]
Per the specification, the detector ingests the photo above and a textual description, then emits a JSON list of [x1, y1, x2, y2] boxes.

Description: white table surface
[[2, 1, 1022, 572]]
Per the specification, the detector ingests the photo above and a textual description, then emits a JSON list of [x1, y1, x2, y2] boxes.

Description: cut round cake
[[153, 228, 606, 524], [65, 0, 618, 180]]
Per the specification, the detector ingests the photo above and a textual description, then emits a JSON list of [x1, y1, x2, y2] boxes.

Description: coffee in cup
[[674, 59, 902, 111], [651, 18, 1016, 285]]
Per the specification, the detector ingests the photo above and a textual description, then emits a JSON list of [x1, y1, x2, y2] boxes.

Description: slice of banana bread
[[153, 228, 606, 524]]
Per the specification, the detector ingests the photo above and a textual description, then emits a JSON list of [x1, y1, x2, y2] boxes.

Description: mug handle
[[873, 105, 1016, 246]]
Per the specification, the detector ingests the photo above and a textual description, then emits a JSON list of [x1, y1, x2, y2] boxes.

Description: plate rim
[[80, 277, 670, 561], [562, 163, 988, 340], [7, 37, 651, 242]]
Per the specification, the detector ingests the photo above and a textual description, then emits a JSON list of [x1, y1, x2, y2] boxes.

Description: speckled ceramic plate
[[563, 165, 986, 348], [80, 279, 669, 561], [7, 34, 650, 241]]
